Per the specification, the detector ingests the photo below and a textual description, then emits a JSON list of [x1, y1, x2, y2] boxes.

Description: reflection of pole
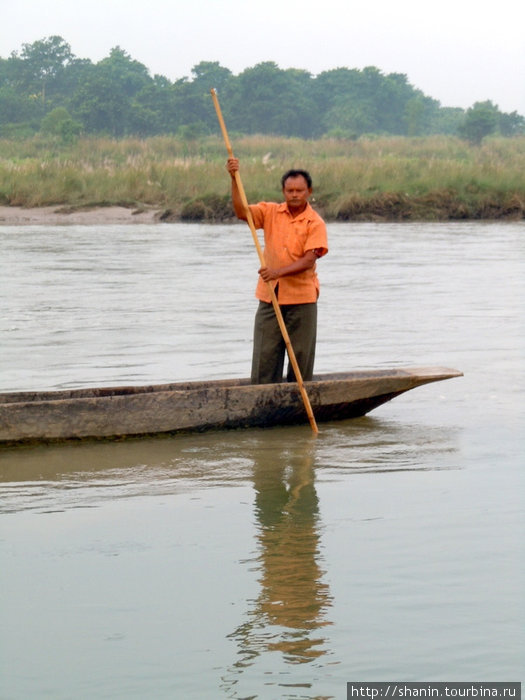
[[210, 88, 319, 434], [222, 438, 332, 690]]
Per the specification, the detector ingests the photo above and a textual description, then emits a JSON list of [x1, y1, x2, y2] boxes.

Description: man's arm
[[226, 157, 248, 220], [258, 250, 320, 282]]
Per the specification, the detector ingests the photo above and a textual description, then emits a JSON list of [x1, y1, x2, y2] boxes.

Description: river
[[0, 221, 523, 699]]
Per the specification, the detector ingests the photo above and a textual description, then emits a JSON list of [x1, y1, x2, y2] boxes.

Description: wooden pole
[[210, 88, 318, 434]]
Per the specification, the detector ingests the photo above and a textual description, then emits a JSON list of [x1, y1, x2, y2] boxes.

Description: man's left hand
[[258, 266, 279, 282]]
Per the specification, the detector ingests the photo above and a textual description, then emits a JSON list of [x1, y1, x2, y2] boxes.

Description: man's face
[[282, 176, 312, 211]]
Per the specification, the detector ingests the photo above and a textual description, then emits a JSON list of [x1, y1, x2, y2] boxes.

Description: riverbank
[[1, 134, 524, 223], [1, 196, 522, 226], [0, 205, 160, 226]]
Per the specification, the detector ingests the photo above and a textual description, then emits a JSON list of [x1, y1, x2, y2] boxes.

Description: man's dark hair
[[281, 169, 312, 189]]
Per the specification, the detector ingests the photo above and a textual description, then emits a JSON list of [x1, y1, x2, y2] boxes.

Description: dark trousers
[[251, 301, 317, 384]]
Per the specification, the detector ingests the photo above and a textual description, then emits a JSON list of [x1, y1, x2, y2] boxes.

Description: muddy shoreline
[[0, 205, 161, 226], [0, 199, 523, 226]]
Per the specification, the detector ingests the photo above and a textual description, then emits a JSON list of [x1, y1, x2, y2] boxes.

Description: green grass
[[0, 134, 524, 220]]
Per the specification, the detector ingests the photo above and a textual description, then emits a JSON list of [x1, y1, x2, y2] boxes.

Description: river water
[[0, 221, 523, 699]]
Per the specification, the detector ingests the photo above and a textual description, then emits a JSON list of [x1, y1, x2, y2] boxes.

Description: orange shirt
[[249, 201, 328, 304]]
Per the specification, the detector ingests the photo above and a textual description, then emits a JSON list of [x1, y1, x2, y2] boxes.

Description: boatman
[[226, 158, 328, 385]]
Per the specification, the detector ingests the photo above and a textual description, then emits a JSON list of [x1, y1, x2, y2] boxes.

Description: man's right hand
[[226, 158, 239, 177]]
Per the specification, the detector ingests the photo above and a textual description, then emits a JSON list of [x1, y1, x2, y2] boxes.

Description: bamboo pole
[[210, 88, 318, 434]]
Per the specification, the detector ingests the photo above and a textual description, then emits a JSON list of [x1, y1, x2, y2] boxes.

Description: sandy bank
[[0, 205, 163, 226]]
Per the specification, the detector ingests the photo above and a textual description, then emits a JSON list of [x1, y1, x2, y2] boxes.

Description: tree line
[[1, 35, 523, 144]]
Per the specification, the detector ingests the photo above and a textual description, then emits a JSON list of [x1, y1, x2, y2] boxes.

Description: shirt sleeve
[[305, 217, 328, 258], [248, 202, 269, 230]]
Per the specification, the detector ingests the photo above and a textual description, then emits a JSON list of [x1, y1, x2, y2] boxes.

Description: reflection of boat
[[0, 366, 462, 445]]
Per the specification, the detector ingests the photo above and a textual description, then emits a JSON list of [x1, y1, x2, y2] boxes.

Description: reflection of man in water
[[226, 443, 333, 673]]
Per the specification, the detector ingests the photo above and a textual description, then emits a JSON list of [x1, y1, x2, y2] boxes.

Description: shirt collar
[[277, 201, 314, 220]]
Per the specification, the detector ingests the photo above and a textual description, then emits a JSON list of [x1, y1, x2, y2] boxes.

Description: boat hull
[[0, 367, 462, 445]]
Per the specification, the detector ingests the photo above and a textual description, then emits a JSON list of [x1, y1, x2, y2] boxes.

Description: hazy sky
[[2, 0, 524, 115]]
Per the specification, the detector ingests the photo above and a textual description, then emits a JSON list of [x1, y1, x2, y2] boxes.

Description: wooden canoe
[[0, 367, 462, 445]]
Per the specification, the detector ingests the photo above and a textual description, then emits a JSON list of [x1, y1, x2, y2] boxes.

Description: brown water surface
[[1, 222, 523, 698]]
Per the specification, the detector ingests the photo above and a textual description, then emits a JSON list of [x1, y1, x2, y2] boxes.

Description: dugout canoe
[[0, 366, 462, 445]]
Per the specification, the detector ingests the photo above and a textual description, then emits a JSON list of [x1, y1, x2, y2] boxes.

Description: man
[[226, 157, 328, 384]]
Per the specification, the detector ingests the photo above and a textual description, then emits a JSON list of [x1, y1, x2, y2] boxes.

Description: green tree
[[191, 61, 232, 93], [97, 47, 151, 97], [40, 106, 82, 142], [0, 86, 42, 125], [375, 71, 426, 133], [429, 106, 465, 135], [58, 57, 96, 103], [71, 71, 129, 135], [226, 62, 316, 137], [324, 97, 379, 137], [2, 36, 524, 139], [70, 47, 153, 135], [169, 62, 233, 134], [499, 110, 525, 136], [459, 100, 499, 144], [0, 55, 44, 134], [313, 68, 358, 108], [314, 67, 426, 136], [134, 76, 178, 134], [404, 97, 426, 136], [404, 95, 441, 136], [16, 35, 74, 104]]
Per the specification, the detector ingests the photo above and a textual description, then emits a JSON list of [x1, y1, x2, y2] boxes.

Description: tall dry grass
[[0, 134, 524, 219]]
